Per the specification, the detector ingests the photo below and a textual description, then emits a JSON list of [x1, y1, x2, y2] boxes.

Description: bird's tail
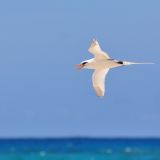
[[123, 61, 154, 65]]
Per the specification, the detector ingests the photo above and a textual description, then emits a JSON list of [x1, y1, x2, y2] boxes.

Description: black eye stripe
[[82, 62, 88, 65]]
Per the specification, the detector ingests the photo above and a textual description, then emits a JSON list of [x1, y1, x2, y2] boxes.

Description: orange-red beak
[[76, 64, 84, 70]]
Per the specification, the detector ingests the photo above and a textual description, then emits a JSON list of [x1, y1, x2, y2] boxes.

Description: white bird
[[77, 39, 154, 97]]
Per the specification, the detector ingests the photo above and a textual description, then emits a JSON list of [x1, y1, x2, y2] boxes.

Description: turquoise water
[[0, 138, 160, 160]]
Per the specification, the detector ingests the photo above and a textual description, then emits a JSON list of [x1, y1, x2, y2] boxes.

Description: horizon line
[[0, 136, 160, 139]]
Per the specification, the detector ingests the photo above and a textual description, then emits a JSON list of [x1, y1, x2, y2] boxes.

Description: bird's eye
[[82, 62, 88, 65]]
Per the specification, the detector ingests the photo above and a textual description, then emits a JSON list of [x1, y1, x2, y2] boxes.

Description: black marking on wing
[[117, 61, 123, 64]]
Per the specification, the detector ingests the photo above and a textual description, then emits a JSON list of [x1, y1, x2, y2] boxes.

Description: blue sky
[[0, 0, 159, 138]]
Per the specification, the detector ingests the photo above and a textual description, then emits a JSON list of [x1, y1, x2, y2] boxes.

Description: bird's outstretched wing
[[92, 68, 109, 97], [88, 39, 110, 60]]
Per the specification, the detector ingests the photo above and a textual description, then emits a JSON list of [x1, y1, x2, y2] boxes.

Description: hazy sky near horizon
[[0, 0, 159, 137]]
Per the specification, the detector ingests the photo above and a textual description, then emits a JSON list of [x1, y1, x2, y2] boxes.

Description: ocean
[[0, 138, 159, 160]]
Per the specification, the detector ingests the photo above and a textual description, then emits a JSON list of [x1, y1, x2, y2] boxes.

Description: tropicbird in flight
[[77, 39, 153, 97]]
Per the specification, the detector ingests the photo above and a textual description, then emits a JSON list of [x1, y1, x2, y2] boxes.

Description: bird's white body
[[77, 39, 153, 97], [83, 58, 123, 69]]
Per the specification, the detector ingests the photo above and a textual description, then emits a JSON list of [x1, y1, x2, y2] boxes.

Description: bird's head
[[76, 61, 88, 70]]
